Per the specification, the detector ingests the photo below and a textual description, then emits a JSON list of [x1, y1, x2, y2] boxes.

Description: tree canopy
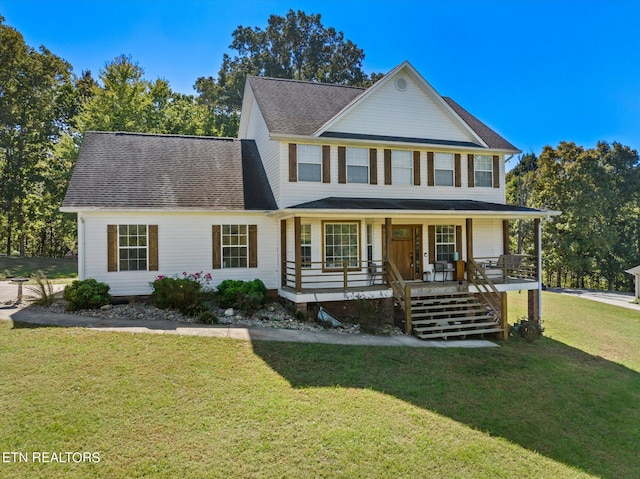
[[507, 141, 640, 290], [195, 9, 376, 137]]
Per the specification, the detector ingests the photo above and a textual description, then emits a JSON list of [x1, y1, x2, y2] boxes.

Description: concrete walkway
[[547, 287, 640, 311], [0, 302, 497, 349]]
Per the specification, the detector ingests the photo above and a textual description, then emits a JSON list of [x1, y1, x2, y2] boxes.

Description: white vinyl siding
[[434, 153, 454, 186], [346, 147, 369, 184], [80, 212, 278, 296]]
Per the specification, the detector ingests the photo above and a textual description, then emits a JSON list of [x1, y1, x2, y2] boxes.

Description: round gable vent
[[394, 77, 407, 91]]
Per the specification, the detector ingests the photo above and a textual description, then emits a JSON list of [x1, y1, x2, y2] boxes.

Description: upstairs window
[[392, 150, 413, 185], [297, 144, 322, 182], [346, 147, 369, 184], [434, 153, 454, 186], [474, 155, 493, 187]]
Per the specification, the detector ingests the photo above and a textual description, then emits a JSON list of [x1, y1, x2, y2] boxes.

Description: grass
[[0, 256, 77, 281], [0, 291, 639, 478]]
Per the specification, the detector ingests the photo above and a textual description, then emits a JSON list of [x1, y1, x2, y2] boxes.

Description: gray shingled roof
[[248, 76, 364, 136], [290, 197, 546, 215], [62, 132, 276, 210], [248, 76, 519, 151]]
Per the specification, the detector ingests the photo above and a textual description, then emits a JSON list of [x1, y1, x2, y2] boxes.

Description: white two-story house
[[62, 61, 555, 339]]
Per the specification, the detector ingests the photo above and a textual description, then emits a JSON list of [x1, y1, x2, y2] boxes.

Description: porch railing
[[473, 254, 537, 282], [283, 260, 388, 292], [466, 258, 502, 318]]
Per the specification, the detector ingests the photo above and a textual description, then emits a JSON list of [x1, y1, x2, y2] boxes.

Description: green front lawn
[[0, 256, 78, 280], [0, 291, 639, 478]]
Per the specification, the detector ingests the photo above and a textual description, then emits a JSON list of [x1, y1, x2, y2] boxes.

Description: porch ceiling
[[277, 197, 558, 219]]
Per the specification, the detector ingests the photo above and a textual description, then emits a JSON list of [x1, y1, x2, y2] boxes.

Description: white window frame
[[434, 153, 454, 186], [474, 155, 493, 187], [222, 224, 248, 268], [118, 224, 148, 271], [392, 150, 413, 185], [301, 224, 312, 268], [297, 144, 322, 182], [323, 221, 360, 270], [435, 225, 456, 263], [346, 147, 369, 184]]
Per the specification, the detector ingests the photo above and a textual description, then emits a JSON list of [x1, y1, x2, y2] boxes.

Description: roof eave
[[270, 208, 560, 219]]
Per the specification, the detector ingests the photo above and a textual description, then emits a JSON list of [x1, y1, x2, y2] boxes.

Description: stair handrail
[[387, 259, 412, 334], [467, 258, 501, 324]]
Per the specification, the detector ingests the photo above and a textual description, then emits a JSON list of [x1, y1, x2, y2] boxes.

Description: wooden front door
[[390, 225, 422, 280]]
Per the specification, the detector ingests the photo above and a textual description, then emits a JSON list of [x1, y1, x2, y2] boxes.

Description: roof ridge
[[85, 131, 238, 141], [248, 75, 366, 91]]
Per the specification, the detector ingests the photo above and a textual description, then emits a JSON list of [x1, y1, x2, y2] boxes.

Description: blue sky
[[3, 0, 639, 160]]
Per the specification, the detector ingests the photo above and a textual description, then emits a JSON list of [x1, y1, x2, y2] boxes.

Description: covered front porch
[[275, 201, 547, 338]]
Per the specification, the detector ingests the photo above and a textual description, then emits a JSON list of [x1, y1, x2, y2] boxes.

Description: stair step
[[415, 327, 503, 340], [412, 317, 498, 331], [410, 291, 473, 299], [411, 303, 486, 313], [411, 309, 493, 320]]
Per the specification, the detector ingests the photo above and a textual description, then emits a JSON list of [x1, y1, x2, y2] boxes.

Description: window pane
[[435, 170, 453, 186], [475, 171, 492, 187], [434, 153, 453, 169], [347, 165, 368, 183], [324, 222, 359, 269], [298, 163, 321, 182]]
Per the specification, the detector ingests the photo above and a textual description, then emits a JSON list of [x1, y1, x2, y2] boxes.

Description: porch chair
[[368, 262, 383, 285], [433, 261, 455, 282]]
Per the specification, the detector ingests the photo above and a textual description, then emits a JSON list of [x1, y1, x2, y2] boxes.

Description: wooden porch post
[[502, 220, 510, 255], [528, 218, 542, 324], [465, 218, 473, 266], [501, 292, 509, 340], [384, 217, 392, 284], [294, 216, 302, 293], [280, 219, 287, 288]]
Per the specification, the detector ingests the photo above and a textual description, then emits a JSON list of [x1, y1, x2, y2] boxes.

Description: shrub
[[215, 279, 267, 312], [151, 276, 204, 316], [512, 317, 545, 343], [196, 309, 219, 325], [63, 279, 112, 311]]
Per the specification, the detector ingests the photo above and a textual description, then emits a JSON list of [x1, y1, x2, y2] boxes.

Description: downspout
[[78, 213, 86, 280]]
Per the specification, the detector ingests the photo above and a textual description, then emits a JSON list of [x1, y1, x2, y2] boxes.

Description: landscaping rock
[[224, 308, 234, 317]]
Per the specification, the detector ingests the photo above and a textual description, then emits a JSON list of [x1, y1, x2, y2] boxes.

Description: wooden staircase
[[409, 290, 502, 340], [387, 258, 505, 340]]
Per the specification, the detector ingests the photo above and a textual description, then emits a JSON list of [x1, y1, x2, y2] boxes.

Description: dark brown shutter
[[322, 145, 331, 183], [427, 152, 434, 186], [338, 146, 346, 184], [467, 154, 475, 187], [212, 225, 221, 269], [369, 148, 377, 184], [384, 149, 392, 185], [107, 225, 118, 272], [428, 225, 436, 263], [493, 155, 500, 188], [455, 154, 461, 187], [456, 225, 463, 259], [148, 225, 159, 271], [288, 143, 297, 182], [413, 151, 421, 186], [248, 224, 258, 268]]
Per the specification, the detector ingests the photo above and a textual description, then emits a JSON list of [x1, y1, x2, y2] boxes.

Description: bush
[[215, 279, 267, 312], [196, 309, 219, 325], [151, 277, 204, 316], [512, 317, 545, 343], [27, 271, 56, 306], [63, 279, 112, 311]]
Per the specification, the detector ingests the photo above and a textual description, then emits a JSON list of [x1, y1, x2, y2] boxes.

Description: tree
[[0, 16, 74, 256], [78, 55, 216, 136], [195, 9, 375, 137]]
